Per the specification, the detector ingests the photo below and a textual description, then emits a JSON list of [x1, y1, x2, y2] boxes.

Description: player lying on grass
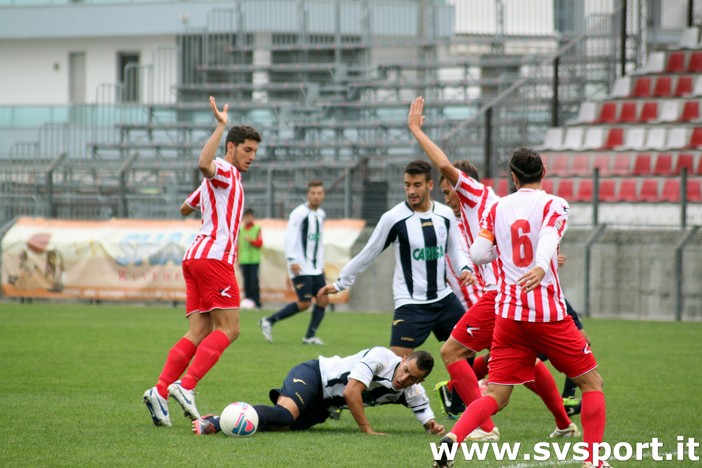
[[192, 347, 446, 435]]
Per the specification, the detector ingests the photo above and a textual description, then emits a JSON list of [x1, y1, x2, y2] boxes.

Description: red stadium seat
[[593, 154, 611, 175], [495, 179, 509, 197], [618, 101, 639, 123], [653, 153, 673, 176], [604, 128, 624, 149], [688, 179, 702, 202], [574, 179, 593, 202], [666, 51, 686, 73], [688, 51, 702, 73], [632, 77, 652, 97], [611, 153, 632, 175], [617, 179, 638, 202], [598, 179, 617, 202], [556, 179, 574, 200], [674, 153, 695, 174], [633, 153, 652, 176], [541, 178, 554, 194], [653, 76, 672, 97], [680, 101, 700, 121], [673, 75, 692, 97], [661, 179, 680, 202], [481, 177, 494, 189], [548, 153, 569, 176], [639, 179, 660, 202], [675, 76, 694, 96], [689, 127, 702, 148], [598, 102, 618, 123], [571, 154, 590, 176], [639, 101, 658, 122]]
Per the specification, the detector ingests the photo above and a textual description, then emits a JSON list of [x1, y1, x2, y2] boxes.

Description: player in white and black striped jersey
[[318, 160, 476, 357]]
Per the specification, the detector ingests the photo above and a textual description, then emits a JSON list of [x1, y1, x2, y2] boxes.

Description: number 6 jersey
[[478, 188, 569, 322]]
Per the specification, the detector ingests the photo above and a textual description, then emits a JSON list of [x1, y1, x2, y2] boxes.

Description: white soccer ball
[[219, 402, 259, 437], [240, 298, 256, 310]]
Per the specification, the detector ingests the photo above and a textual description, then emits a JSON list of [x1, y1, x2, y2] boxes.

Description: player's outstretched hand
[[425, 420, 446, 435], [316, 284, 337, 300], [407, 96, 426, 131], [209, 96, 229, 126]]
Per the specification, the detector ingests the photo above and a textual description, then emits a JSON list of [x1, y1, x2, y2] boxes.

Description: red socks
[[451, 395, 499, 443], [581, 390, 607, 463], [446, 360, 495, 432], [523, 361, 572, 430], [472, 355, 489, 380], [156, 337, 197, 398], [180, 330, 231, 390]]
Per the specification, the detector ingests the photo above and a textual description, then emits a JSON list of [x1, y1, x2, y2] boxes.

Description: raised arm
[[407, 96, 460, 186], [198, 96, 229, 179]]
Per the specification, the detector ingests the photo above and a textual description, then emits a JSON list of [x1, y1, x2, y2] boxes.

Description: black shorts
[[292, 274, 326, 302], [390, 293, 465, 348], [268, 359, 331, 431]]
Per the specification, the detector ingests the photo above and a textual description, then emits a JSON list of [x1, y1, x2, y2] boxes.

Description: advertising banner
[[1, 217, 365, 303]]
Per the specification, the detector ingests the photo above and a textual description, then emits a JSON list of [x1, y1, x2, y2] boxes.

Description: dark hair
[[226, 125, 262, 146], [408, 350, 434, 376], [404, 160, 432, 181], [509, 147, 544, 185], [439, 159, 480, 184], [243, 208, 254, 216], [308, 179, 324, 190]]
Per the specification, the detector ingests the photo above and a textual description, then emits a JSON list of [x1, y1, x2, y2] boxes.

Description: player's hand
[[209, 96, 229, 126], [407, 96, 426, 131], [425, 420, 446, 435], [360, 426, 386, 436], [290, 263, 301, 276], [316, 284, 338, 300], [557, 254, 567, 268], [459, 270, 476, 287], [580, 329, 592, 346], [518, 266, 545, 292]]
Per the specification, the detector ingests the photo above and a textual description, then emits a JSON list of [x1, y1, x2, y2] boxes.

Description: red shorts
[[183, 258, 240, 315], [488, 314, 597, 385], [450, 290, 498, 352]]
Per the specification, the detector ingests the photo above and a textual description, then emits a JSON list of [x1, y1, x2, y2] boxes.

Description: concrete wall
[[344, 226, 702, 321]]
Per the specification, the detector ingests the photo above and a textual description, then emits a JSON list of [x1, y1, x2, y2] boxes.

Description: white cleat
[[143, 387, 172, 427], [302, 336, 324, 345], [259, 318, 273, 343], [583, 461, 612, 468], [550, 422, 581, 438], [168, 381, 201, 420], [466, 426, 500, 441]]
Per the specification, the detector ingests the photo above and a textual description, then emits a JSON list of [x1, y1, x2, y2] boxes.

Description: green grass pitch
[[1, 302, 700, 467]]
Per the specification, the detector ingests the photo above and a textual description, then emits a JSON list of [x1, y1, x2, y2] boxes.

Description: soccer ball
[[240, 298, 256, 310], [219, 402, 259, 437]]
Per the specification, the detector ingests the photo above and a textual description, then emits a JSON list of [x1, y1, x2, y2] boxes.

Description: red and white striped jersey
[[480, 188, 569, 322], [453, 171, 500, 289], [183, 158, 245, 265], [446, 217, 483, 309]]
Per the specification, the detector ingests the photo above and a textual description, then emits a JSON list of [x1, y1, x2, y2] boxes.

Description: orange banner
[[1, 217, 365, 303]]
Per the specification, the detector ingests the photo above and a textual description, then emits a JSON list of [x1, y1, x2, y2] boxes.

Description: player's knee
[[440, 340, 472, 365], [297, 300, 312, 310]]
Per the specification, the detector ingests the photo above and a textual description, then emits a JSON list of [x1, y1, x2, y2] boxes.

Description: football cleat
[[259, 318, 273, 343], [563, 396, 582, 415], [466, 426, 500, 441], [433, 381, 452, 415], [168, 381, 201, 420], [302, 336, 324, 345], [582, 461, 612, 468], [143, 387, 172, 427], [192, 414, 220, 436], [432, 435, 456, 468], [549, 422, 581, 438]]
